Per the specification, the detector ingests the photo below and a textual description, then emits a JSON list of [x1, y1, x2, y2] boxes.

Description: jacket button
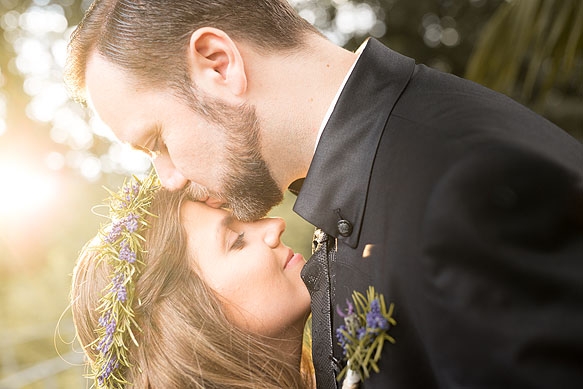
[[337, 219, 353, 237]]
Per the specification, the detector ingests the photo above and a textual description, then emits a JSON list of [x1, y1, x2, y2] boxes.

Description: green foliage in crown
[[88, 171, 160, 388]]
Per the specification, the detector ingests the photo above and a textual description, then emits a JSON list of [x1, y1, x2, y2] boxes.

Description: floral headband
[[87, 171, 160, 388]]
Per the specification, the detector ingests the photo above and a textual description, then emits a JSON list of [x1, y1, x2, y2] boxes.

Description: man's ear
[[187, 27, 247, 100]]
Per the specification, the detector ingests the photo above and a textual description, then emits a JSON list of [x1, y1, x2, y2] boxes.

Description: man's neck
[[241, 35, 359, 190]]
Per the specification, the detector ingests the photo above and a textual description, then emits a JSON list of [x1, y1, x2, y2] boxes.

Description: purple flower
[[121, 182, 140, 203], [98, 357, 119, 385], [336, 298, 355, 318], [117, 285, 127, 302], [119, 241, 136, 263], [98, 311, 111, 327], [336, 324, 349, 354], [96, 312, 116, 355], [111, 273, 127, 303], [124, 213, 139, 233], [366, 298, 389, 331], [105, 221, 123, 243]]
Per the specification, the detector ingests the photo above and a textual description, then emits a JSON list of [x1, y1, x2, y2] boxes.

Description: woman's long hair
[[71, 189, 313, 388]]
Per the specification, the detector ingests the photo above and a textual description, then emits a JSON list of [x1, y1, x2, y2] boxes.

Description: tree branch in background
[[465, 0, 583, 141]]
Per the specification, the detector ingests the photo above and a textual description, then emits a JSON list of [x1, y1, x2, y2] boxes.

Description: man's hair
[[71, 189, 313, 388], [65, 0, 319, 103]]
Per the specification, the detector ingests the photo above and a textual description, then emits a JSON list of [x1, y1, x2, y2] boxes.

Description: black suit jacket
[[294, 38, 583, 388]]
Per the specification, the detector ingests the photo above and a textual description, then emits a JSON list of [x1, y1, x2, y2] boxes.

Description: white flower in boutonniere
[[335, 286, 396, 387]]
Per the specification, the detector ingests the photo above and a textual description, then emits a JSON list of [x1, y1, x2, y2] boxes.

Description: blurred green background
[[0, 0, 581, 387]]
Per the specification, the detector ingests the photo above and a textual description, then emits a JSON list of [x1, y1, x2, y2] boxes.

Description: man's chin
[[228, 192, 284, 222]]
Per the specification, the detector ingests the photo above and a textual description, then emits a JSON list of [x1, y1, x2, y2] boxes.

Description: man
[[66, 1, 583, 387]]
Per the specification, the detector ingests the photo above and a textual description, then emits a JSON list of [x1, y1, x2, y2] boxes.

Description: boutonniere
[[335, 286, 396, 387]]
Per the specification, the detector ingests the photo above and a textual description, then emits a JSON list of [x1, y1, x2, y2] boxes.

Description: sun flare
[[0, 162, 58, 221]]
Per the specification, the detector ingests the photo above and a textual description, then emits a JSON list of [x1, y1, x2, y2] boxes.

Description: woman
[[71, 173, 313, 388]]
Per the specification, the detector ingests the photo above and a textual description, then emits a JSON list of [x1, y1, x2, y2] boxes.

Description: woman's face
[[181, 201, 311, 338]]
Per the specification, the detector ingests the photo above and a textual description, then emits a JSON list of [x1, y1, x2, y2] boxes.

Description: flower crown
[[88, 171, 160, 388]]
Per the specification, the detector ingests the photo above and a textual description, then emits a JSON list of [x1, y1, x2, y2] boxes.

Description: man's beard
[[185, 97, 283, 221]]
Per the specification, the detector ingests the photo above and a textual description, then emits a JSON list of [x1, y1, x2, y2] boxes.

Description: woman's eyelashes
[[230, 232, 246, 251]]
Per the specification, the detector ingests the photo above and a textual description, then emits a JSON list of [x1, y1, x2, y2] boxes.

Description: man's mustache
[[184, 181, 211, 201]]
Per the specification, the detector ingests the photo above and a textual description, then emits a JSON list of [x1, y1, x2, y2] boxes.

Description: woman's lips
[[284, 250, 304, 269]]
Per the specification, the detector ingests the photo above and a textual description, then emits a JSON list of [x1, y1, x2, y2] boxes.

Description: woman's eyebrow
[[220, 213, 237, 252], [220, 213, 237, 230]]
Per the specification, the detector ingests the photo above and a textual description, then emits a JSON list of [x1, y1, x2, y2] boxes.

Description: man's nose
[[153, 157, 188, 191], [204, 197, 225, 208]]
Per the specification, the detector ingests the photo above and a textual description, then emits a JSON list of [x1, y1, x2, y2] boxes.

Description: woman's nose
[[261, 217, 286, 248], [153, 156, 188, 191]]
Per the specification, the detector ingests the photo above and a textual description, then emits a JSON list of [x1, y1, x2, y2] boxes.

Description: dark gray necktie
[[301, 229, 338, 389]]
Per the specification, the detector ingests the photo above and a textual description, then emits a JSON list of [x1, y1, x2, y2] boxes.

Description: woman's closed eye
[[231, 232, 245, 251]]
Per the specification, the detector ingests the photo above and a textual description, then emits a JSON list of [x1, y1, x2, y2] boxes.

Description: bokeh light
[[4, 2, 151, 185], [290, 0, 386, 46], [421, 13, 461, 48], [0, 158, 58, 221], [0, 93, 6, 136]]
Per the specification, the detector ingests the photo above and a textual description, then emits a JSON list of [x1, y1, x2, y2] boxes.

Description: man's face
[[85, 54, 283, 221]]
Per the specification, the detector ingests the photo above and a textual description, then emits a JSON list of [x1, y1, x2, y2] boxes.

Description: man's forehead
[[85, 53, 147, 105], [85, 55, 151, 144], [86, 53, 124, 87]]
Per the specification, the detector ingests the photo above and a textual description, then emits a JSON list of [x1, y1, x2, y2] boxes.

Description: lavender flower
[[337, 298, 355, 318], [105, 221, 123, 243], [334, 287, 396, 383], [98, 311, 111, 327], [119, 241, 137, 263], [336, 324, 349, 353], [121, 183, 139, 205], [96, 312, 116, 355], [124, 213, 139, 233], [98, 357, 120, 386], [111, 273, 127, 303], [366, 298, 389, 331]]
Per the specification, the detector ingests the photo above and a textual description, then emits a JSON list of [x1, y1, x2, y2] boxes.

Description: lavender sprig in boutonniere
[[335, 286, 396, 386]]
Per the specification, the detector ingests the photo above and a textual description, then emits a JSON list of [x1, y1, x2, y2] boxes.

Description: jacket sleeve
[[420, 142, 583, 388]]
